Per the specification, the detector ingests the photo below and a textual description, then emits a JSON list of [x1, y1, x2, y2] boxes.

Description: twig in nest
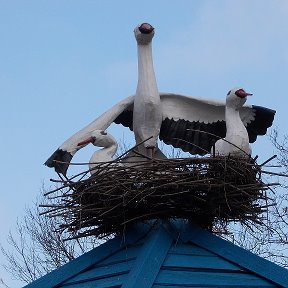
[[41, 155, 279, 239]]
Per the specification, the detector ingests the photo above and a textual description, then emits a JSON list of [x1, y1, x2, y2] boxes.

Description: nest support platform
[[43, 155, 276, 239]]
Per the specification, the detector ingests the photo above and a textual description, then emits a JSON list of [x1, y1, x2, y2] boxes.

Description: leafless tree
[[270, 129, 288, 178], [220, 128, 288, 267], [0, 279, 10, 288], [221, 196, 288, 268], [0, 195, 100, 285]]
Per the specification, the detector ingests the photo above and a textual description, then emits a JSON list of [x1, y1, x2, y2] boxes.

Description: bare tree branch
[[0, 194, 100, 284]]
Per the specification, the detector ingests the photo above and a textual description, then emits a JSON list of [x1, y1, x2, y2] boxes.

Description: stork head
[[226, 87, 252, 108], [134, 23, 155, 45], [77, 130, 116, 148]]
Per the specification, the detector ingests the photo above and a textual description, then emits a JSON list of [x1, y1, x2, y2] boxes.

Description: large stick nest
[[42, 155, 278, 239]]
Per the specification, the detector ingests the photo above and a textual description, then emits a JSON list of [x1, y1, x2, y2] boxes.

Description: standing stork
[[133, 23, 162, 158], [45, 23, 276, 175]]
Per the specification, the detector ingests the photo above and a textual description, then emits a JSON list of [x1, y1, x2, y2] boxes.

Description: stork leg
[[146, 147, 155, 159]]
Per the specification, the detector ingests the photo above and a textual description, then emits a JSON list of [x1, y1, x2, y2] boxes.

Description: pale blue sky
[[1, 1, 288, 287]]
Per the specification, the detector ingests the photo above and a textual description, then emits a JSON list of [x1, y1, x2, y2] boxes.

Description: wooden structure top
[[24, 219, 288, 288]]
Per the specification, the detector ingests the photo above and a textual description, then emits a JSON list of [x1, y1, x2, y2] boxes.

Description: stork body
[[213, 88, 252, 157], [45, 23, 276, 175], [133, 23, 162, 157]]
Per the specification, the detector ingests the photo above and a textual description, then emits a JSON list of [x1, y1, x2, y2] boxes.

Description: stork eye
[[100, 131, 107, 135]]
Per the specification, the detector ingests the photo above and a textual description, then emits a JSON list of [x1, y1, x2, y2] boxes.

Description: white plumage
[[45, 23, 275, 175], [77, 130, 118, 175], [133, 23, 162, 157], [213, 88, 252, 157]]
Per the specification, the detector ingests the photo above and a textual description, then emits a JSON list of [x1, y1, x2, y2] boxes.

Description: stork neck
[[136, 43, 158, 96], [225, 106, 248, 137], [103, 143, 118, 158], [133, 40, 162, 150], [91, 144, 117, 163]]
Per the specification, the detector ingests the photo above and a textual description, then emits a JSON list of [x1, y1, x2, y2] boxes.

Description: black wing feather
[[114, 110, 133, 130], [113, 105, 276, 156], [247, 105, 276, 143], [44, 149, 73, 175], [160, 119, 226, 155]]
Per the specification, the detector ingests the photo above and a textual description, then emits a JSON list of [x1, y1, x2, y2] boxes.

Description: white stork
[[77, 130, 118, 175], [212, 88, 253, 157], [133, 23, 162, 158], [45, 23, 276, 175]]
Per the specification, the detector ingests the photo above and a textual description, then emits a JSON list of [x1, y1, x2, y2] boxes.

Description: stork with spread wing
[[45, 23, 275, 175]]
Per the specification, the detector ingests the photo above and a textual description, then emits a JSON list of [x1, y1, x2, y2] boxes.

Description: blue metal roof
[[24, 220, 288, 288]]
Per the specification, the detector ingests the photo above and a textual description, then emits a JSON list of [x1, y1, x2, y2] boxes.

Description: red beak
[[77, 136, 95, 146], [139, 23, 154, 34], [235, 89, 253, 98]]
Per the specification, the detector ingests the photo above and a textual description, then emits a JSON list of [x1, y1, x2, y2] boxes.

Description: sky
[[1, 1, 288, 287]]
